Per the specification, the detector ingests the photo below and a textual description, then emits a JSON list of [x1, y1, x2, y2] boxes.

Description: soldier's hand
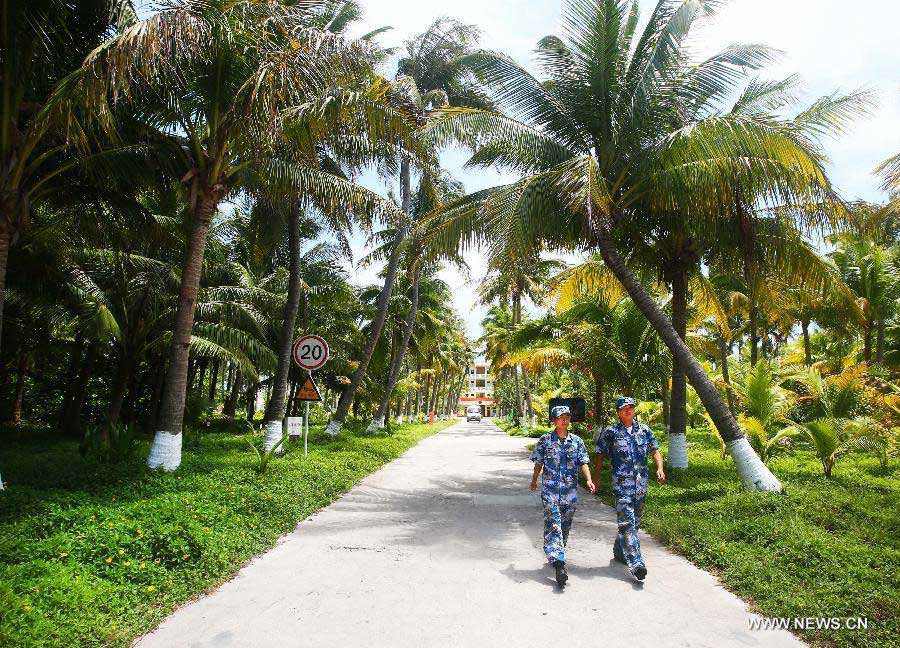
[[586, 480, 596, 494], [529, 479, 538, 492], [657, 468, 666, 484]]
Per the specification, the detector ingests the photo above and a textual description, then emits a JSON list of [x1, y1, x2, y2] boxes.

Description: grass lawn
[[0, 418, 457, 647], [499, 421, 898, 647]]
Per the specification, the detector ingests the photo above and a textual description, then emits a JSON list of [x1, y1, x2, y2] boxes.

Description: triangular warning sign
[[294, 374, 322, 401]]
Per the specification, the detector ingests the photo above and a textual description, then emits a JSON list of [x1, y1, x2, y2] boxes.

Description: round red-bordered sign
[[292, 334, 330, 370]]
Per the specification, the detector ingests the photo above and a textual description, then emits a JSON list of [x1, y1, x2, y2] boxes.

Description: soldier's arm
[[530, 463, 543, 491], [580, 463, 596, 493], [593, 453, 604, 483], [652, 449, 666, 484]]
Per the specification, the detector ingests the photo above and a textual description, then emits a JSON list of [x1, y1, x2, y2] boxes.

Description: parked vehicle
[[466, 405, 483, 422]]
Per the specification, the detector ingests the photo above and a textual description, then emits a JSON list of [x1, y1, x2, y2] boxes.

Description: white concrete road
[[135, 420, 803, 648]]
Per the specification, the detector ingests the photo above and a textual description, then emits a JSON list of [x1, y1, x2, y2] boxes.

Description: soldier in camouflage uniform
[[594, 396, 666, 581], [530, 405, 596, 588]]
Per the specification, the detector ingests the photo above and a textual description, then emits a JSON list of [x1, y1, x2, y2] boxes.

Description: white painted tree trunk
[[263, 420, 285, 454], [147, 432, 183, 471], [395, 415, 403, 425], [366, 417, 385, 434], [0, 470, 4, 489], [668, 433, 688, 469], [325, 420, 341, 436], [726, 437, 782, 492]]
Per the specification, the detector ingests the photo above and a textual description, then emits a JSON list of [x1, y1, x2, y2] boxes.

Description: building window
[[476, 379, 485, 387]]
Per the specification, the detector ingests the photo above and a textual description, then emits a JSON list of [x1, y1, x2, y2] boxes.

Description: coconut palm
[[830, 230, 899, 366], [329, 18, 490, 435], [0, 0, 136, 359], [729, 361, 797, 463], [785, 364, 887, 477], [364, 170, 467, 432], [77, 0, 413, 468], [479, 252, 565, 426], [424, 0, 857, 490]]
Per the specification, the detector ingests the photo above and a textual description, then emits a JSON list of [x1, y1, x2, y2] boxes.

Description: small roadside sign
[[295, 373, 322, 402], [293, 334, 329, 371]]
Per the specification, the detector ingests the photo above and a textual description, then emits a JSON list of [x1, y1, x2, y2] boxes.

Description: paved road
[[136, 420, 803, 648]]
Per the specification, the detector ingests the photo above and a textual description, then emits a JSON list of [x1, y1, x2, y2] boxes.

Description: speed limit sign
[[292, 334, 330, 371]]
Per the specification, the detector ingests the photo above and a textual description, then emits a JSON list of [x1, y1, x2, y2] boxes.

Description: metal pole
[[304, 384, 310, 456]]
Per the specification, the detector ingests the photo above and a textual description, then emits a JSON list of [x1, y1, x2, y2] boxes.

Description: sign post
[[292, 335, 329, 456]]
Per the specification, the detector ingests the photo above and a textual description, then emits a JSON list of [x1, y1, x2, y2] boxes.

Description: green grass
[[0, 419, 456, 646], [589, 426, 899, 648]]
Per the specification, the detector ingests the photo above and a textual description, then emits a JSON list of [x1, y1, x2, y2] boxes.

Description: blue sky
[[347, 0, 900, 340]]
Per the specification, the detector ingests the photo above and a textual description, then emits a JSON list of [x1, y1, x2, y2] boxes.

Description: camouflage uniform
[[531, 432, 590, 564], [595, 419, 659, 569]]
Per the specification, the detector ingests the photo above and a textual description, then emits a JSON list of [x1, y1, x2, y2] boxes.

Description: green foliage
[[0, 420, 455, 646], [78, 424, 139, 464], [243, 434, 288, 474]]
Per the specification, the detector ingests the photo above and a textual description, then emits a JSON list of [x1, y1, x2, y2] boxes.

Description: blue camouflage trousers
[[542, 501, 576, 564], [614, 494, 646, 568]]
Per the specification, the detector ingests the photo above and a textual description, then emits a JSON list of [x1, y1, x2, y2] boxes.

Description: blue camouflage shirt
[[531, 432, 590, 504], [595, 419, 659, 497]]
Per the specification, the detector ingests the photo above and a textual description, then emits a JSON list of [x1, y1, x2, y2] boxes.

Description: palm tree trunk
[[719, 336, 736, 416], [521, 366, 534, 426], [668, 264, 689, 468], [661, 377, 670, 432], [245, 379, 258, 423], [60, 337, 86, 438], [802, 319, 812, 366], [193, 358, 205, 397], [748, 302, 759, 366], [149, 192, 221, 470], [592, 371, 604, 433], [594, 227, 781, 491], [513, 365, 522, 424], [369, 267, 421, 431], [876, 318, 885, 366], [9, 352, 28, 424], [208, 361, 219, 402], [145, 356, 165, 434], [0, 220, 12, 355], [263, 201, 303, 452], [863, 321, 873, 363], [103, 350, 133, 440], [224, 372, 243, 418], [327, 206, 409, 435]]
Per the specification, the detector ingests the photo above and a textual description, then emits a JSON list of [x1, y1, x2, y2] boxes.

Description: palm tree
[[830, 229, 899, 366], [79, 0, 411, 467], [0, 0, 136, 356], [479, 304, 519, 421], [509, 295, 670, 432], [424, 0, 852, 490], [365, 170, 466, 432], [730, 361, 796, 464], [786, 364, 883, 477], [479, 252, 565, 426], [329, 17, 490, 435]]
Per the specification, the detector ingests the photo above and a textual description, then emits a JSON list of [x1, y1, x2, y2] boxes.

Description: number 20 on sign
[[292, 334, 329, 371]]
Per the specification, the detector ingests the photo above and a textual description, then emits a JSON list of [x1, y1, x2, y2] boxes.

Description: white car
[[465, 406, 483, 422]]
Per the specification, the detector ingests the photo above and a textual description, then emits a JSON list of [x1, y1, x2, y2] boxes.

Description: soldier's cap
[[615, 396, 637, 410], [550, 405, 572, 420]]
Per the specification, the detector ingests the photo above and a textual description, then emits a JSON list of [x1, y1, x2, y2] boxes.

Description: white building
[[459, 361, 497, 417]]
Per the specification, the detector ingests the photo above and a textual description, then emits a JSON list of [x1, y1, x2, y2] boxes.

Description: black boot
[[613, 542, 626, 564], [630, 563, 647, 581], [554, 560, 568, 588]]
